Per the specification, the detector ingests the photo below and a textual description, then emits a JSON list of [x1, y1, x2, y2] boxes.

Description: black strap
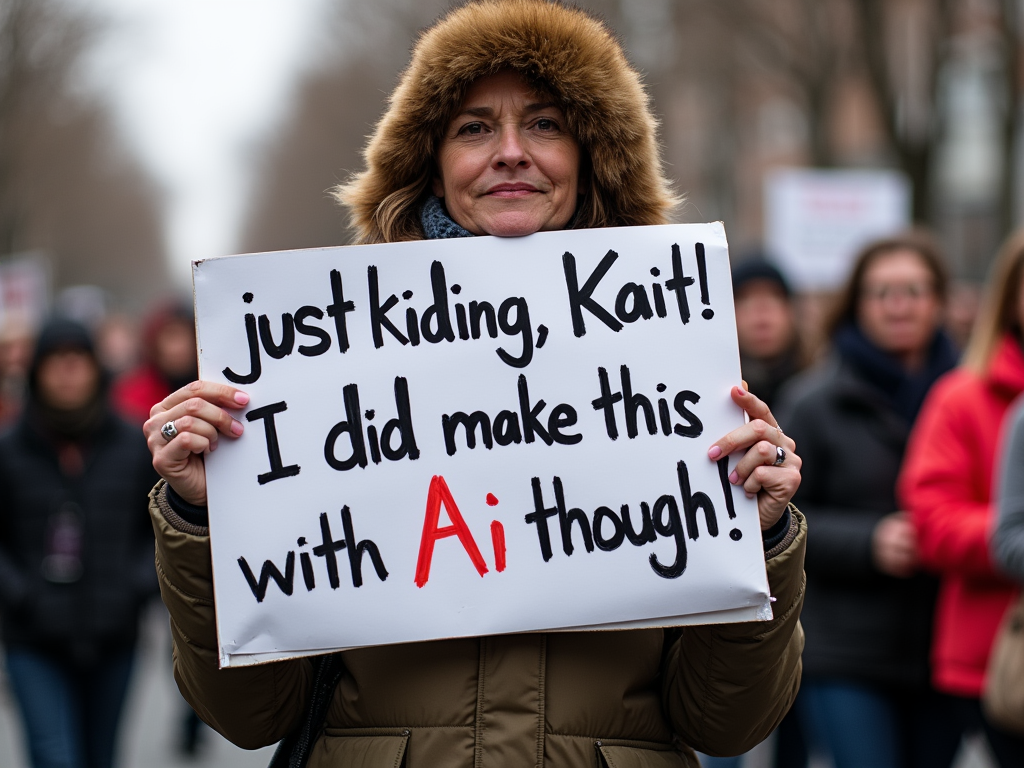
[[268, 653, 346, 768]]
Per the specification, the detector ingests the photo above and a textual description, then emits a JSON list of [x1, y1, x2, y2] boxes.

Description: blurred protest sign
[[0, 253, 50, 330], [193, 223, 770, 667], [765, 168, 910, 291]]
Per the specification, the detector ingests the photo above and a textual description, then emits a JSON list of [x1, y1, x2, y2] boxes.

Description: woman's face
[[857, 249, 942, 360], [37, 350, 99, 411], [156, 320, 197, 379], [433, 71, 582, 237]]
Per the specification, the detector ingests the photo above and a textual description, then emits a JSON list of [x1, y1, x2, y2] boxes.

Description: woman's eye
[[535, 118, 558, 131], [458, 122, 484, 135]]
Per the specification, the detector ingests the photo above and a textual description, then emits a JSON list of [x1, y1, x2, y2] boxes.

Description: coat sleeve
[[994, 401, 1024, 582], [778, 391, 879, 582], [662, 508, 805, 757], [0, 458, 30, 611], [149, 481, 313, 749], [898, 375, 996, 579]]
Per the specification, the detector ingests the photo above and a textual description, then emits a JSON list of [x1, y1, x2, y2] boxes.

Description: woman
[[143, 2, 806, 765], [899, 229, 1024, 764], [0, 317, 157, 768], [776, 233, 959, 768], [112, 301, 198, 425]]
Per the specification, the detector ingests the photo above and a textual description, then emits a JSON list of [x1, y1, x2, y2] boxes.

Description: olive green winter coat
[[150, 483, 804, 767]]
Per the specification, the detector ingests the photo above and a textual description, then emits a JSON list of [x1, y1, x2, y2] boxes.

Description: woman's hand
[[144, 381, 250, 506], [708, 385, 801, 531], [872, 511, 918, 578]]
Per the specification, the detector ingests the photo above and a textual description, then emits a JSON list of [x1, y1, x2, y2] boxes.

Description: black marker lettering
[[223, 313, 261, 384], [326, 269, 356, 352], [258, 313, 295, 359], [246, 401, 300, 484], [294, 306, 331, 356], [420, 261, 456, 344], [496, 296, 533, 368], [673, 391, 704, 437], [664, 243, 694, 324], [518, 374, 551, 445], [525, 476, 558, 561], [650, 495, 687, 578], [238, 552, 295, 602], [562, 249, 623, 337], [591, 367, 622, 440], [367, 265, 408, 348], [677, 460, 718, 539]]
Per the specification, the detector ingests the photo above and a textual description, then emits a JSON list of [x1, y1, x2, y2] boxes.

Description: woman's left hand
[[708, 385, 801, 531]]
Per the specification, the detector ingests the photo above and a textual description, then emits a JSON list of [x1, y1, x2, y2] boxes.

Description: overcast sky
[[82, 0, 329, 284]]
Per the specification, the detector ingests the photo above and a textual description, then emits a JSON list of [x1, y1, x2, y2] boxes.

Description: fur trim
[[335, 0, 679, 243]]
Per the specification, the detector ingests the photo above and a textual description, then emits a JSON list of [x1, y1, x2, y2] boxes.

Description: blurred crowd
[[4, 221, 1024, 768], [0, 300, 202, 768], [704, 228, 1024, 768]]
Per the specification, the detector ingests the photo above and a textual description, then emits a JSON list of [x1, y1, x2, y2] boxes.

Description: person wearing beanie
[[141, 3, 807, 766], [0, 316, 158, 768], [732, 258, 804, 412]]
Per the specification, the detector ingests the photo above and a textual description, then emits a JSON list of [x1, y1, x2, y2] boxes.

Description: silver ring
[[161, 420, 179, 442], [773, 446, 786, 466]]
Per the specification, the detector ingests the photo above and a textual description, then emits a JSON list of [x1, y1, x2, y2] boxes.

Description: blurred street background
[[0, 607, 275, 767], [0, 0, 1017, 330]]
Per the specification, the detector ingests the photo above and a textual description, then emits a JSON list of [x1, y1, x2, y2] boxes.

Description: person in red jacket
[[898, 229, 1024, 765], [111, 302, 197, 425]]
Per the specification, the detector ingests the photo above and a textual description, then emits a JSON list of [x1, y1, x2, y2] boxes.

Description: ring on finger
[[161, 420, 179, 442], [773, 446, 786, 466]]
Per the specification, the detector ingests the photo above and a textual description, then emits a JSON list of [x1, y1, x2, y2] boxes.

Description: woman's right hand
[[144, 381, 250, 506]]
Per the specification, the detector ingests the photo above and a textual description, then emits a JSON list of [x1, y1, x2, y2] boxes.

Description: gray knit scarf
[[420, 196, 474, 240]]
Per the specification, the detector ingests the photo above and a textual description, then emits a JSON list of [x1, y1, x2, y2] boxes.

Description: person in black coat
[[0, 317, 158, 768], [776, 231, 961, 768]]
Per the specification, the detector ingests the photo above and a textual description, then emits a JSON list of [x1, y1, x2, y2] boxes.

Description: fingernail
[[729, 470, 739, 484], [234, 391, 250, 405], [745, 492, 755, 499], [708, 445, 722, 459], [230, 421, 244, 436]]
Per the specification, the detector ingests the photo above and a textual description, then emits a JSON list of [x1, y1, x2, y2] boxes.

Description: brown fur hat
[[334, 0, 678, 243]]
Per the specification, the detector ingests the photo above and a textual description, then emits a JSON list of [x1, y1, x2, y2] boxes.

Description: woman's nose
[[493, 127, 530, 168]]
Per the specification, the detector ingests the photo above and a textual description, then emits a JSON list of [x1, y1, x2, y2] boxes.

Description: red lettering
[[491, 520, 506, 572], [415, 475, 489, 587]]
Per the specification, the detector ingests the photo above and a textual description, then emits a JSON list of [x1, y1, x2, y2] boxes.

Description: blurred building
[[236, 0, 1019, 289]]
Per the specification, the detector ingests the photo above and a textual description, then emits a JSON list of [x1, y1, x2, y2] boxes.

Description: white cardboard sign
[[193, 223, 771, 668], [765, 168, 910, 291]]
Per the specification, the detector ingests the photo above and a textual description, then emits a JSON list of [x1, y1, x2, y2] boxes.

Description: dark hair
[[731, 259, 792, 299], [825, 229, 949, 340]]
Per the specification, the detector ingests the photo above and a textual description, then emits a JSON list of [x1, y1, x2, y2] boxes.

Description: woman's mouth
[[486, 183, 539, 197]]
